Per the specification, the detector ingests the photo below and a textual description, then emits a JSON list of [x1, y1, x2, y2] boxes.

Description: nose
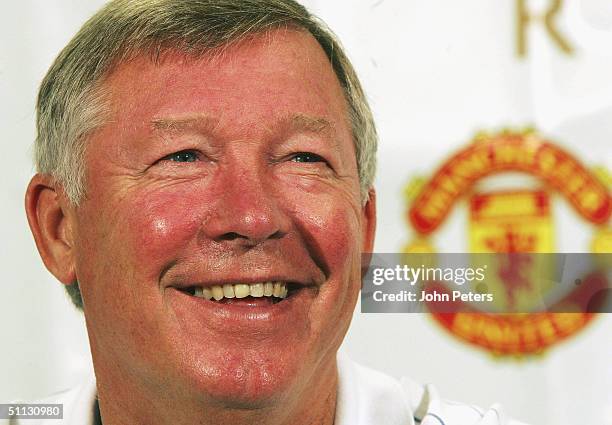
[[200, 165, 288, 247]]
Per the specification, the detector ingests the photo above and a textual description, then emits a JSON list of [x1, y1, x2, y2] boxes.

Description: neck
[[95, 358, 338, 425]]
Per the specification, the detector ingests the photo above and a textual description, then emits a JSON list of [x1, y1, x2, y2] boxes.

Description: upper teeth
[[194, 282, 288, 301]]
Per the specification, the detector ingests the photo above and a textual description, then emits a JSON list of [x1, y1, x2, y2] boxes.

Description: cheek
[[77, 185, 207, 340], [289, 191, 362, 279], [126, 188, 204, 270], [79, 183, 204, 287], [75, 185, 211, 374], [288, 193, 362, 352]]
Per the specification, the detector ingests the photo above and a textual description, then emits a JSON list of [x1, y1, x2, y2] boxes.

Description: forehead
[[98, 28, 352, 143]]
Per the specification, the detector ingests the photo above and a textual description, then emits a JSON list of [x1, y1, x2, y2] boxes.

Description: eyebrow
[[150, 113, 338, 148], [150, 115, 220, 133], [284, 114, 335, 135]]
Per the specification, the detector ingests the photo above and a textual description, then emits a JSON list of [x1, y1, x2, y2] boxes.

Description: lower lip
[[166, 287, 314, 332]]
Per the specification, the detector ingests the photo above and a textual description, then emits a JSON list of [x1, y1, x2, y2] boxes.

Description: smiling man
[[22, 1, 525, 425]]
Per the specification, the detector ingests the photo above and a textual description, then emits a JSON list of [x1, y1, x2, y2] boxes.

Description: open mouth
[[177, 282, 301, 305]]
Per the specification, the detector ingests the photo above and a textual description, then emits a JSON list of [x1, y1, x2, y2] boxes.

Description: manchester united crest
[[404, 129, 612, 356]]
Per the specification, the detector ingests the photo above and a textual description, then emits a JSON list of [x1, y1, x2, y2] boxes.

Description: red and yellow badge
[[404, 129, 612, 356]]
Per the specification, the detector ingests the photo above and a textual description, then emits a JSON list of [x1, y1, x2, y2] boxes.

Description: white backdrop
[[1, 1, 611, 425]]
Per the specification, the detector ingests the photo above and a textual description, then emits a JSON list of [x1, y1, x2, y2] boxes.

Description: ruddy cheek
[[296, 199, 358, 267], [127, 192, 204, 262], [323, 208, 359, 268], [152, 218, 170, 237]]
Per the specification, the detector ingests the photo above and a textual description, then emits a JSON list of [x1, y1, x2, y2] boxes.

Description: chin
[[175, 347, 306, 408]]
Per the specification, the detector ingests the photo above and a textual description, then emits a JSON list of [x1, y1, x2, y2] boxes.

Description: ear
[[361, 188, 377, 253], [360, 188, 376, 279], [25, 174, 77, 285]]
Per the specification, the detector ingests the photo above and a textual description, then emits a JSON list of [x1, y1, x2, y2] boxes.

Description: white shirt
[[336, 353, 528, 425], [9, 354, 528, 425]]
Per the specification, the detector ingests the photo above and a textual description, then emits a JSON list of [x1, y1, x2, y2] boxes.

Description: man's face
[[70, 29, 374, 405]]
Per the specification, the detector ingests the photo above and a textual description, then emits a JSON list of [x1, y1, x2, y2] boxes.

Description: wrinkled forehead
[[100, 27, 344, 101], [94, 28, 354, 151]]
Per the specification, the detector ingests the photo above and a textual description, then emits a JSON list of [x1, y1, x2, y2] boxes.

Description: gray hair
[[35, 0, 377, 309]]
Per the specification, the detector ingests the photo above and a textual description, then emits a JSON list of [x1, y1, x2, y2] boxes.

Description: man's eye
[[291, 152, 325, 163], [163, 150, 199, 163]]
